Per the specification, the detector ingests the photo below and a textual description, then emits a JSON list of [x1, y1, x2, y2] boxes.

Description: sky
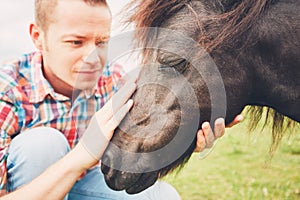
[[0, 1, 132, 63]]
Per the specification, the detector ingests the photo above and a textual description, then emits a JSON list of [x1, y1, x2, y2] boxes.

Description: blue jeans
[[7, 127, 180, 200]]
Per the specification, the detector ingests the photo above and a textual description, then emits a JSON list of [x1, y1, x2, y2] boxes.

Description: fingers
[[194, 130, 206, 152], [214, 118, 225, 138], [79, 76, 137, 162], [194, 118, 225, 152], [201, 122, 215, 148], [226, 114, 243, 127], [104, 99, 134, 134], [98, 81, 136, 121], [194, 115, 243, 154], [80, 98, 134, 161]]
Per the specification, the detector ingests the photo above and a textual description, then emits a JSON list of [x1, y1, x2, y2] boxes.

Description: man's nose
[[83, 47, 100, 64]]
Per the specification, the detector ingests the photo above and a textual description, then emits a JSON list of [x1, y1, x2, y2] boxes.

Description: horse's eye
[[173, 59, 187, 73], [158, 64, 171, 71], [158, 59, 187, 74], [158, 60, 188, 74]]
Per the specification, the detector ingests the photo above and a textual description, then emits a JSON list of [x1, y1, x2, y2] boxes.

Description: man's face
[[39, 0, 112, 96]]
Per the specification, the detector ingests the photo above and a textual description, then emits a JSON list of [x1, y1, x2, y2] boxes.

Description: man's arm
[[0, 80, 137, 200], [0, 79, 242, 199], [1, 143, 95, 200]]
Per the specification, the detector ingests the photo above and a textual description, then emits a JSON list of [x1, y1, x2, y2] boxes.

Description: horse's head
[[101, 0, 299, 194], [101, 1, 232, 194]]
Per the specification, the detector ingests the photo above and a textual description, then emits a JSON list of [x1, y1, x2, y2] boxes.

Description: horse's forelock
[[125, 0, 272, 53], [124, 0, 190, 60], [126, 0, 190, 28]]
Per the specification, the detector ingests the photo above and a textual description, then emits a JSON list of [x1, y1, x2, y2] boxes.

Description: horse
[[101, 0, 300, 194]]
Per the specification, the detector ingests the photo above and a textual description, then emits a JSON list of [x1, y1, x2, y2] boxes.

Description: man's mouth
[[74, 67, 102, 74]]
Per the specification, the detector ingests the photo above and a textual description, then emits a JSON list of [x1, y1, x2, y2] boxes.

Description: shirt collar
[[29, 52, 69, 103]]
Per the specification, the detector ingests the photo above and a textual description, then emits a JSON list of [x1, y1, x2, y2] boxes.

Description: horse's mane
[[124, 0, 297, 153], [247, 106, 297, 154]]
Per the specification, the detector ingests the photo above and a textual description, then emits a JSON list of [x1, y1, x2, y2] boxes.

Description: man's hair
[[35, 0, 108, 31]]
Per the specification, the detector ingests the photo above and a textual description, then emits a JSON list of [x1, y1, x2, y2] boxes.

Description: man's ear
[[29, 23, 43, 50]]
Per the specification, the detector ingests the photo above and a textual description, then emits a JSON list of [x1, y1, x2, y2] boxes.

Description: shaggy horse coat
[[101, 0, 300, 194]]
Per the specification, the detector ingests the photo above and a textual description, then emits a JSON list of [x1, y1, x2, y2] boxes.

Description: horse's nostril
[[101, 166, 109, 175], [101, 151, 113, 175]]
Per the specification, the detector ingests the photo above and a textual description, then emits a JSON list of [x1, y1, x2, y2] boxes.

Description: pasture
[[164, 108, 300, 200]]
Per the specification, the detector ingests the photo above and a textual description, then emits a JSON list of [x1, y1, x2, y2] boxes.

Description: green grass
[[163, 116, 300, 200]]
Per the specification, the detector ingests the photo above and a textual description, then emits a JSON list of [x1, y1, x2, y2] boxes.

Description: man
[[0, 0, 242, 199]]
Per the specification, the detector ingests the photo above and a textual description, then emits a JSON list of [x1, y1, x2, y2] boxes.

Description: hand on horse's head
[[194, 115, 243, 152]]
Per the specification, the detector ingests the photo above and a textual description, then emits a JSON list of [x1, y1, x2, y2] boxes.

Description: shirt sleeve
[[0, 100, 19, 189]]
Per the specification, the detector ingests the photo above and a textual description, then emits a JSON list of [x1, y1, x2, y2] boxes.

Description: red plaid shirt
[[0, 51, 123, 194]]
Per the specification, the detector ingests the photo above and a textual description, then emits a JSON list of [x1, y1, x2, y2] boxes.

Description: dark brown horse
[[101, 0, 300, 194]]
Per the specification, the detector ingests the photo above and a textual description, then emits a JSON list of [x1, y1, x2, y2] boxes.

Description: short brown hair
[[34, 0, 108, 31]]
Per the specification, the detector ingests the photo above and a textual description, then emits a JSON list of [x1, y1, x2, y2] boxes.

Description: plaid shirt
[[0, 51, 123, 194]]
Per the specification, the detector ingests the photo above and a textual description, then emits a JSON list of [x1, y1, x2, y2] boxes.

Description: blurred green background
[[164, 109, 300, 200]]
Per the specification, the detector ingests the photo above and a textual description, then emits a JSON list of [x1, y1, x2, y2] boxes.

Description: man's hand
[[79, 79, 136, 163], [194, 115, 243, 152]]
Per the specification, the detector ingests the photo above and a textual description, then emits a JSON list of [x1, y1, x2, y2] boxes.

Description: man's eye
[[67, 40, 82, 46], [73, 41, 82, 45]]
